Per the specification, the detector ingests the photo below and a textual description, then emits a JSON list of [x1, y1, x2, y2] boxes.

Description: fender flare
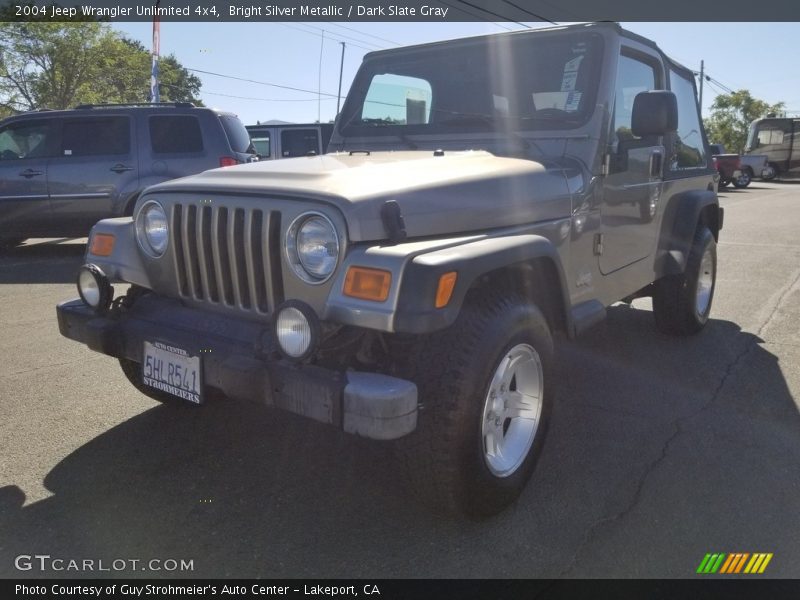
[[656, 188, 721, 276], [393, 234, 572, 334]]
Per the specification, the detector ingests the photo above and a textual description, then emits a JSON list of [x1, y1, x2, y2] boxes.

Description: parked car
[[744, 117, 800, 180], [0, 102, 256, 249], [57, 22, 721, 516], [246, 123, 334, 160], [709, 143, 768, 186], [709, 144, 750, 188]]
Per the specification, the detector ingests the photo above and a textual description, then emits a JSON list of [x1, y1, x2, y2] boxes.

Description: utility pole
[[317, 30, 325, 123], [698, 59, 704, 115], [151, 0, 160, 103], [336, 42, 346, 117]]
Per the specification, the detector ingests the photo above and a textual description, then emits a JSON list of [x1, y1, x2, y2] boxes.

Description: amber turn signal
[[435, 271, 458, 308], [89, 233, 115, 257], [343, 267, 392, 302]]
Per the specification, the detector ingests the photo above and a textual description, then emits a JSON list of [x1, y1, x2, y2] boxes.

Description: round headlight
[[77, 264, 113, 313], [136, 200, 169, 257], [274, 301, 320, 360], [286, 213, 339, 283]]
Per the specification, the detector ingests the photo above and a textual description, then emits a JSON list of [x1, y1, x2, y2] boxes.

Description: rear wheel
[[399, 290, 553, 516], [718, 178, 730, 188], [652, 226, 716, 335], [732, 170, 751, 188], [761, 163, 778, 181]]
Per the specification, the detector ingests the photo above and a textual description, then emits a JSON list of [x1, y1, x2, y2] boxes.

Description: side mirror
[[631, 91, 678, 137]]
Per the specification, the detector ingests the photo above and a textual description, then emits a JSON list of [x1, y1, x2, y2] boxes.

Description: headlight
[[135, 200, 169, 258], [285, 212, 339, 284], [77, 264, 114, 313], [273, 301, 320, 360]]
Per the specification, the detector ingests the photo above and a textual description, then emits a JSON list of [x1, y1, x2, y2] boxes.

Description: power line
[[185, 67, 340, 98], [200, 90, 335, 102], [324, 22, 400, 46], [456, 0, 532, 28], [280, 23, 380, 52], [434, 1, 518, 30], [500, 0, 558, 24]]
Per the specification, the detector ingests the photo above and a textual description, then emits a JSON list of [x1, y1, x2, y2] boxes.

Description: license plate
[[142, 341, 203, 404]]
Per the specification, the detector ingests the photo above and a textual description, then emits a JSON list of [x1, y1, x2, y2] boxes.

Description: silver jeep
[[57, 23, 721, 516]]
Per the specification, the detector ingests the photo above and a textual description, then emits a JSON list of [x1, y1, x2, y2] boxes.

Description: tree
[[0, 21, 202, 114], [704, 90, 784, 154]]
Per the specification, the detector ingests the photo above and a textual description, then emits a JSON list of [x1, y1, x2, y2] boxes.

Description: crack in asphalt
[[559, 266, 800, 577]]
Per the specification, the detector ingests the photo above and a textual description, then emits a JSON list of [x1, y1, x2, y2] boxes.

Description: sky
[[113, 21, 800, 127]]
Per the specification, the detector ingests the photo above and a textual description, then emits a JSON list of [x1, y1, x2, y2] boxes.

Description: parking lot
[[0, 181, 798, 578]]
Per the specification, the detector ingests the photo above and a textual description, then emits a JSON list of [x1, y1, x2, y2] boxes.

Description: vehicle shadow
[[0, 239, 86, 284], [1, 305, 797, 578]]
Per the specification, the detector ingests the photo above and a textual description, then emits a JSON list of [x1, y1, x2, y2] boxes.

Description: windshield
[[340, 31, 603, 137]]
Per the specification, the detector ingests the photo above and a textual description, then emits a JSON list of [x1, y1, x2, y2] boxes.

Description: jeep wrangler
[[57, 23, 721, 516]]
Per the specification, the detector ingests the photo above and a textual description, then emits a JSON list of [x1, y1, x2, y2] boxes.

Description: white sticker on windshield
[[561, 54, 584, 91], [493, 94, 509, 115], [564, 55, 585, 73], [561, 71, 578, 92], [565, 91, 582, 112]]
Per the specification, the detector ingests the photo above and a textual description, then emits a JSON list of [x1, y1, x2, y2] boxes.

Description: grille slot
[[171, 202, 279, 315]]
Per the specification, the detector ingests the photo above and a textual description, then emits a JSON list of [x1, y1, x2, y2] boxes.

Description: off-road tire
[[398, 290, 553, 517], [119, 358, 197, 406], [652, 226, 717, 335]]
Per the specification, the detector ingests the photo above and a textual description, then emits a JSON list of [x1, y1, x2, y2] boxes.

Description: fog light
[[273, 301, 320, 360], [77, 264, 113, 313]]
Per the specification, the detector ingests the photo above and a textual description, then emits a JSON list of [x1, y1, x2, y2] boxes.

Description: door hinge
[[593, 233, 604, 256]]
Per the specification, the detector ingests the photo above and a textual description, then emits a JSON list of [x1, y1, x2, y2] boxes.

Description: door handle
[[19, 169, 43, 178], [110, 164, 134, 173]]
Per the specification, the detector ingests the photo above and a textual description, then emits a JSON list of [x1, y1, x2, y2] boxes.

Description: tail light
[[219, 156, 240, 167]]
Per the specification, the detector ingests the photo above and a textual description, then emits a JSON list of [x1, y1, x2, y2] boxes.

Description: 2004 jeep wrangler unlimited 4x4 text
[[57, 23, 722, 516]]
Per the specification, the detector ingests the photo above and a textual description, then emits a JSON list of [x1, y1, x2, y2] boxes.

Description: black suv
[[0, 103, 256, 248]]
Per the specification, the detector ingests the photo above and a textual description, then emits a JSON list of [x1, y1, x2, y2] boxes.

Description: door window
[[612, 54, 658, 150], [668, 69, 707, 169], [0, 121, 53, 160], [61, 117, 130, 156]]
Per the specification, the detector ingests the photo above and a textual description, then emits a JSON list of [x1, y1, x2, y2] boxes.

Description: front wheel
[[399, 291, 553, 516], [652, 226, 717, 335]]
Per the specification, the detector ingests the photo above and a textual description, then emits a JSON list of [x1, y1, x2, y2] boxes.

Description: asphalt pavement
[[0, 182, 798, 578]]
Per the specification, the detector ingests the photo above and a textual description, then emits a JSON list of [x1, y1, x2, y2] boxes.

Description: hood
[[148, 150, 573, 241]]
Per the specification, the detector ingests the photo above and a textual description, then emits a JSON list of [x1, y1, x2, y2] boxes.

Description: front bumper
[[56, 295, 417, 440]]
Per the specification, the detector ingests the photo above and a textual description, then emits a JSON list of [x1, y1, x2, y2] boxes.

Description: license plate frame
[[142, 341, 203, 404]]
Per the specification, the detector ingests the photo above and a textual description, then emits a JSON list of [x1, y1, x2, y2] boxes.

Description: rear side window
[[219, 114, 253, 154], [250, 133, 271, 158], [61, 117, 130, 156], [149, 115, 203, 153], [0, 120, 53, 160], [280, 129, 320, 157]]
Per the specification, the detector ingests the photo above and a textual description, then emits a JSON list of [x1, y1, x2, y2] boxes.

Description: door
[[0, 118, 54, 238], [47, 115, 137, 234], [600, 52, 664, 275]]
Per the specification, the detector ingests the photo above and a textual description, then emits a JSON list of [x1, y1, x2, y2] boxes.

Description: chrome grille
[[172, 203, 282, 315]]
